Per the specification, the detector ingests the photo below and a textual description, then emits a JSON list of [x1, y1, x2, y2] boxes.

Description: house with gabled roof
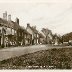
[[0, 11, 32, 47], [26, 23, 40, 45], [18, 26, 32, 46], [41, 28, 53, 44], [0, 11, 20, 47], [38, 31, 46, 44]]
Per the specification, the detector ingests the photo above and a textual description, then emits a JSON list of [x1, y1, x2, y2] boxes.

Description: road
[[0, 44, 72, 61]]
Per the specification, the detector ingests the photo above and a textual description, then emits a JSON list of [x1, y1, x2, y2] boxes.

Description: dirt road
[[0, 44, 71, 61]]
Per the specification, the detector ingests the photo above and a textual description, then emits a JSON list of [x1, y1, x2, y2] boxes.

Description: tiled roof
[[31, 27, 38, 34], [39, 31, 46, 38], [20, 26, 31, 35], [0, 18, 20, 30], [28, 26, 39, 34], [38, 32, 45, 38], [0, 18, 8, 27], [11, 21, 20, 30]]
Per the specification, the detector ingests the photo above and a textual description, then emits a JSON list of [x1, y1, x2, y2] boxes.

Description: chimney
[[8, 14, 11, 21], [27, 23, 30, 27], [15, 18, 19, 25], [3, 11, 7, 20]]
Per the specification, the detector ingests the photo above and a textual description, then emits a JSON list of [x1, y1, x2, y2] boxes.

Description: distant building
[[54, 37, 59, 45], [41, 28, 53, 44]]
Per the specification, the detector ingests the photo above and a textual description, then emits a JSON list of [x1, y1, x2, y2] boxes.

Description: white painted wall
[[48, 33, 52, 40], [0, 27, 2, 33], [26, 27, 34, 39], [12, 29, 14, 35]]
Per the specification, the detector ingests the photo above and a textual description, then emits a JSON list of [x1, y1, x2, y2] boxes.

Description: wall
[[26, 27, 34, 39]]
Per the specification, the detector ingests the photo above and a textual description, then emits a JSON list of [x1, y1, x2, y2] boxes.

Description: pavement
[[0, 44, 72, 61]]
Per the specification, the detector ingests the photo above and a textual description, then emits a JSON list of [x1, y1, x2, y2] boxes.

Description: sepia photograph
[[0, 0, 72, 70]]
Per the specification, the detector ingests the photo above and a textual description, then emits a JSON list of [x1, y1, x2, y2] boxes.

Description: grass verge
[[0, 48, 72, 69]]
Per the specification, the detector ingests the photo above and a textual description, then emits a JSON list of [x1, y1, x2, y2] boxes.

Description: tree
[[62, 32, 72, 42], [41, 28, 53, 44], [52, 34, 63, 44]]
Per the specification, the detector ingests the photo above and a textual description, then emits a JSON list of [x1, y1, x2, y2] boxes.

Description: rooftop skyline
[[0, 0, 72, 35]]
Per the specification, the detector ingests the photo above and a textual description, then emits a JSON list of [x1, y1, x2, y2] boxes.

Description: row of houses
[[0, 11, 53, 47]]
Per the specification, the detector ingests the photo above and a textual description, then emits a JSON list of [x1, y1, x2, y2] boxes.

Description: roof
[[31, 27, 38, 34], [11, 21, 20, 30], [27, 25, 39, 34], [39, 31, 46, 38], [38, 32, 45, 38], [0, 18, 20, 30], [20, 26, 32, 35], [0, 18, 8, 27]]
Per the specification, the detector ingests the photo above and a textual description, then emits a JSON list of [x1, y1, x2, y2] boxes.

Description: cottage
[[38, 32, 46, 44], [0, 11, 20, 47], [41, 28, 53, 44], [20, 26, 32, 46], [26, 24, 40, 45]]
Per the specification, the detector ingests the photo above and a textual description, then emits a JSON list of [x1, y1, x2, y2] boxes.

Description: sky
[[0, 0, 72, 35]]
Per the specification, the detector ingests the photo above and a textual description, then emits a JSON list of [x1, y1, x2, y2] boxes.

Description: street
[[0, 44, 72, 61]]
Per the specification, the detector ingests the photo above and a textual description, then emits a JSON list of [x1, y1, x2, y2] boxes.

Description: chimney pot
[[3, 11, 7, 20], [27, 23, 30, 27], [8, 14, 11, 21], [15, 18, 19, 25]]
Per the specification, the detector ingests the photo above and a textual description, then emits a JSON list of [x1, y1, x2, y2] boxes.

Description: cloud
[[0, 2, 72, 35]]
